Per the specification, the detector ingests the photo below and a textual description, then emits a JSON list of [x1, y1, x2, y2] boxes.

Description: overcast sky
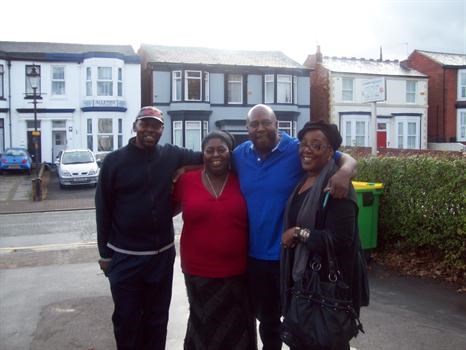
[[2, 0, 465, 63]]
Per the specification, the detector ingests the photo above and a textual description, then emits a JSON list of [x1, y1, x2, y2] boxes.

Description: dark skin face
[[299, 129, 334, 176], [133, 118, 164, 150], [247, 105, 279, 157], [203, 138, 230, 177]]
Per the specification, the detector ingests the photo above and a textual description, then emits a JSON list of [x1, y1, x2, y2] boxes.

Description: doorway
[[52, 131, 67, 161], [27, 131, 42, 163]]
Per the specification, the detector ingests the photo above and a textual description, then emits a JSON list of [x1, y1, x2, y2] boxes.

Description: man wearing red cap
[[96, 106, 202, 350]]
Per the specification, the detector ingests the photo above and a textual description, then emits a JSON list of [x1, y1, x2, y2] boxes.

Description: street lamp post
[[27, 65, 41, 200]]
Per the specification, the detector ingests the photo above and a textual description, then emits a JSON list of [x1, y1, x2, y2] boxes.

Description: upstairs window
[[204, 72, 210, 102], [172, 71, 182, 101], [406, 80, 416, 103], [0, 64, 4, 98], [97, 67, 113, 96], [458, 70, 466, 100], [86, 67, 92, 96], [277, 75, 292, 103], [227, 74, 243, 104], [117, 68, 123, 97], [342, 78, 353, 101], [185, 70, 202, 101], [51, 66, 65, 96], [264, 74, 274, 103]]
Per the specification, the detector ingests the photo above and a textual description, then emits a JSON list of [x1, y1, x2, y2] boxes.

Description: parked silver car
[[56, 149, 99, 188]]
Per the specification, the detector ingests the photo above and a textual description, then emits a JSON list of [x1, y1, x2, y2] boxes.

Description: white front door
[[341, 115, 370, 147], [52, 131, 66, 160]]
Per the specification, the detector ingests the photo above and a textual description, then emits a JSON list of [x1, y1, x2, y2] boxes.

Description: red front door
[[377, 130, 387, 148]]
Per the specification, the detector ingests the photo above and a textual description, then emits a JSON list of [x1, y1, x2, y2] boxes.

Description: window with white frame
[[341, 115, 369, 146], [86, 67, 92, 96], [185, 71, 202, 101], [342, 78, 353, 101], [227, 74, 243, 104], [117, 68, 123, 97], [293, 76, 298, 104], [458, 70, 466, 100], [185, 121, 202, 151], [0, 64, 4, 98], [264, 74, 274, 103], [118, 118, 123, 148], [172, 71, 182, 101], [173, 121, 183, 147], [51, 66, 65, 96], [87, 119, 93, 150], [97, 118, 114, 151], [457, 110, 466, 141], [204, 72, 209, 102], [97, 67, 113, 96], [25, 65, 41, 95], [396, 117, 420, 149], [406, 80, 417, 103], [278, 121, 297, 137], [277, 75, 293, 103]]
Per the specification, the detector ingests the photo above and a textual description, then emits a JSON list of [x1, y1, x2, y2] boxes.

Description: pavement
[[0, 170, 95, 214]]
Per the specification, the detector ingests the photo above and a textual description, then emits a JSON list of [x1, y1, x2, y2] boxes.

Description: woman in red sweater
[[173, 130, 256, 350]]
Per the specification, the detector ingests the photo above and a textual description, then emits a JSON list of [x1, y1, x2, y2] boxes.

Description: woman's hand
[[282, 227, 298, 248]]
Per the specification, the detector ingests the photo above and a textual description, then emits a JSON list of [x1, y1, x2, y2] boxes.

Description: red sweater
[[173, 170, 248, 278]]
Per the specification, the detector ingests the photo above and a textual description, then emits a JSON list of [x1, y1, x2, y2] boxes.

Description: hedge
[[354, 154, 466, 273]]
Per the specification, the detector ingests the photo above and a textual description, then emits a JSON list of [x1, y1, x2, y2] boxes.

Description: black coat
[[280, 174, 369, 317]]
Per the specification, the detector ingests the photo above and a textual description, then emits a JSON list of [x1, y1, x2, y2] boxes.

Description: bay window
[[277, 75, 292, 103], [458, 70, 466, 100], [264, 74, 274, 103], [97, 67, 113, 96], [185, 71, 202, 101], [457, 110, 466, 141], [0, 64, 4, 98]]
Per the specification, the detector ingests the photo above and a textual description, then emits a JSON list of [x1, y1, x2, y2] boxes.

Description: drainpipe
[[7, 60, 12, 148]]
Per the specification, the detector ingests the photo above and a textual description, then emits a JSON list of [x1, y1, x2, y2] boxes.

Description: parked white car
[[56, 149, 100, 188]]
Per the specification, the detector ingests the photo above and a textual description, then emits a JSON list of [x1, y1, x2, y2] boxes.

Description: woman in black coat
[[280, 120, 368, 350]]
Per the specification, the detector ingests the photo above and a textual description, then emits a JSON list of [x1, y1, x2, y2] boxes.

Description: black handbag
[[280, 235, 363, 349]]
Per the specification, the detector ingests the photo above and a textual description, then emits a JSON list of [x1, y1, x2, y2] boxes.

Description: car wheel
[[59, 183, 65, 189]]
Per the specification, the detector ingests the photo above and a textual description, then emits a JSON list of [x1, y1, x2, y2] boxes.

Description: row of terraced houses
[[0, 41, 465, 163]]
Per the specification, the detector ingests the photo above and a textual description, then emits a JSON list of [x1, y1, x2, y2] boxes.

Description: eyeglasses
[[248, 119, 274, 129], [299, 142, 330, 152]]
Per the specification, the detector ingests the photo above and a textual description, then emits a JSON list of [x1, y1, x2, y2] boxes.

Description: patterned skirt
[[183, 273, 257, 350]]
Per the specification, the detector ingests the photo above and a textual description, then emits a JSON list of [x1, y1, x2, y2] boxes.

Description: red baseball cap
[[136, 106, 164, 124]]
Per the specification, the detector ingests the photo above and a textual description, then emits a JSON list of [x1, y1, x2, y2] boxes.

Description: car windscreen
[[62, 151, 94, 164], [5, 150, 26, 157]]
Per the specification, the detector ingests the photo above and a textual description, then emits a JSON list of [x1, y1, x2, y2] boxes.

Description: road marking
[[0, 241, 97, 253], [0, 236, 181, 253]]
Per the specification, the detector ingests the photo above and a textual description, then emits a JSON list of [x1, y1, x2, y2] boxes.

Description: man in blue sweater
[[96, 106, 202, 350], [233, 104, 356, 350]]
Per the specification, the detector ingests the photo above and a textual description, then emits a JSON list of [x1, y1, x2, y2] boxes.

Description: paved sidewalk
[[0, 173, 95, 214]]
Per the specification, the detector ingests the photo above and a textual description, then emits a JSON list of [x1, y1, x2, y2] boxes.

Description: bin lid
[[352, 181, 384, 190]]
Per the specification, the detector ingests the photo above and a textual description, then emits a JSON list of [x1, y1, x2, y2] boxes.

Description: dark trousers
[[108, 248, 176, 350], [247, 258, 282, 350]]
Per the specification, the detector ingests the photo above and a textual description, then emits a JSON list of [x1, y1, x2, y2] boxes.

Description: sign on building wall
[[362, 77, 386, 103]]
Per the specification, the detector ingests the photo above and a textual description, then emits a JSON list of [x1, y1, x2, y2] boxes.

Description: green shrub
[[355, 155, 466, 273]]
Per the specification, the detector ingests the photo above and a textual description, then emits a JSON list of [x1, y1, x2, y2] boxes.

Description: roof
[[0, 41, 139, 63], [320, 56, 426, 77], [415, 50, 466, 67], [139, 44, 304, 69]]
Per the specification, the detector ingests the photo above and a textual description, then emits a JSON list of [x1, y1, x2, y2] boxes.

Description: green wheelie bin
[[352, 181, 384, 250]]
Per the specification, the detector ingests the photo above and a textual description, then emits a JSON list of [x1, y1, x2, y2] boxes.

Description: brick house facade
[[404, 50, 466, 144]]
